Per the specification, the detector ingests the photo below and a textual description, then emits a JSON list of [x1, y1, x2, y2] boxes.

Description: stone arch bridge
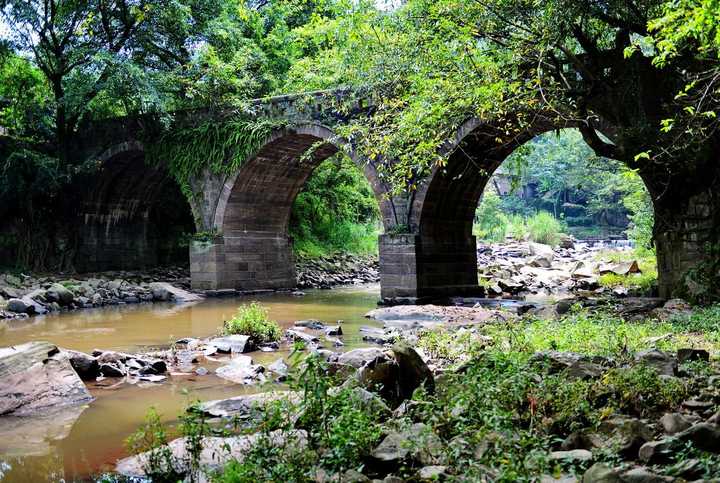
[[74, 90, 716, 300]]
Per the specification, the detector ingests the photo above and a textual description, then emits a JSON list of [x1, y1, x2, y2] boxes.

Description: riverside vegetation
[[118, 303, 720, 482]]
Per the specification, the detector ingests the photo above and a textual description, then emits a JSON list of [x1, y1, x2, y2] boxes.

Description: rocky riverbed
[[0, 254, 381, 319], [2, 295, 720, 481]]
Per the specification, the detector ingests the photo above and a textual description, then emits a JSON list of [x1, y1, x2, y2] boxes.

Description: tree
[[0, 0, 225, 159]]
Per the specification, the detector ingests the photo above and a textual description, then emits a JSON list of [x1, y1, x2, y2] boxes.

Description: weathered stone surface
[[46, 283, 74, 306], [659, 412, 692, 435], [215, 355, 265, 384], [638, 439, 678, 464], [268, 358, 289, 378], [549, 449, 593, 463], [0, 342, 93, 415], [197, 391, 300, 418], [392, 343, 434, 399], [675, 422, 720, 452], [370, 423, 442, 465], [634, 350, 677, 376], [116, 429, 308, 478], [677, 348, 709, 363], [285, 328, 319, 344], [62, 349, 100, 381], [582, 463, 621, 483], [6, 298, 29, 313], [208, 335, 254, 354], [619, 467, 673, 482], [338, 348, 387, 368]]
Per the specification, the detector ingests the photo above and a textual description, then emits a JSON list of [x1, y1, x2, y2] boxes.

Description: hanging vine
[[145, 115, 287, 201]]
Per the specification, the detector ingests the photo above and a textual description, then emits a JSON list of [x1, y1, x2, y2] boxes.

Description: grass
[[474, 210, 566, 246], [293, 221, 379, 259], [127, 306, 720, 482], [595, 248, 658, 292], [222, 302, 281, 343]]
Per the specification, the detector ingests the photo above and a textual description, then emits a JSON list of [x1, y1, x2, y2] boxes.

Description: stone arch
[[191, 123, 394, 291], [76, 142, 195, 271], [390, 117, 658, 299]]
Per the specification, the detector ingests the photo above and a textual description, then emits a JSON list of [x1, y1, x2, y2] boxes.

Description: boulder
[[325, 325, 343, 336], [392, 343, 435, 399], [634, 350, 677, 376], [62, 349, 99, 381], [357, 355, 400, 403], [549, 449, 593, 463], [638, 438, 678, 464], [116, 430, 308, 478], [338, 348, 387, 368], [0, 341, 93, 415], [582, 463, 620, 483], [294, 319, 325, 330], [268, 358, 289, 378], [675, 422, 720, 452], [6, 298, 29, 313], [46, 283, 75, 306], [196, 391, 300, 419], [215, 355, 265, 384], [598, 261, 640, 276], [208, 335, 254, 354], [285, 329, 319, 344], [659, 413, 692, 435], [620, 468, 673, 482], [677, 348, 709, 363], [370, 423, 443, 466]]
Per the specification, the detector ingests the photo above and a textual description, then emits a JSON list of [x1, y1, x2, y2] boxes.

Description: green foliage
[[125, 408, 181, 482], [148, 117, 282, 199], [290, 154, 380, 258], [222, 303, 281, 343], [526, 211, 564, 246], [473, 189, 509, 242], [475, 209, 565, 245]]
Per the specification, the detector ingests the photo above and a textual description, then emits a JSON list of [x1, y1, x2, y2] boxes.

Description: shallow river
[[0, 285, 382, 482]]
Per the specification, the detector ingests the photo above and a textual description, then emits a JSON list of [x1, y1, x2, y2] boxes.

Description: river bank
[[0, 253, 380, 319]]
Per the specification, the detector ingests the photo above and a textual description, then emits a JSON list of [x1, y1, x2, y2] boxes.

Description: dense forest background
[[0, 0, 715, 270]]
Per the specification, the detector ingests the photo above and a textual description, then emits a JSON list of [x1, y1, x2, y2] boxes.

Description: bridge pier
[[379, 233, 481, 300], [190, 233, 296, 291]]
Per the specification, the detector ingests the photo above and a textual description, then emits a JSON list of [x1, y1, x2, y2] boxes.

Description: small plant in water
[[125, 408, 181, 482], [223, 302, 281, 343]]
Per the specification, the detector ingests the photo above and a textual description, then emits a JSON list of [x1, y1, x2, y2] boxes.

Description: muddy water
[[0, 285, 381, 482]]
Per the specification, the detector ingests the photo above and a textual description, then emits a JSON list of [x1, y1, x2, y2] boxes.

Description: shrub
[[526, 211, 564, 245], [223, 302, 281, 343], [125, 408, 181, 482]]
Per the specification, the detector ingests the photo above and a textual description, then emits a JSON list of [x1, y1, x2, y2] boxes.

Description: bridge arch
[[382, 117, 660, 299], [191, 123, 395, 291], [77, 141, 195, 272]]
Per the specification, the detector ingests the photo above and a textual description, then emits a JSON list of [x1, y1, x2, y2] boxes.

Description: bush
[[526, 211, 564, 245], [223, 302, 281, 343]]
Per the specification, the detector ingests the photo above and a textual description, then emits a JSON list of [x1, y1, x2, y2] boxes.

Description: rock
[[598, 261, 640, 276], [638, 439, 678, 464], [418, 465, 447, 480], [62, 349, 99, 381], [6, 298, 29, 313], [677, 348, 709, 363], [0, 342, 93, 415], [46, 283, 74, 306], [325, 325, 343, 336], [659, 413, 692, 435], [215, 355, 265, 384], [634, 349, 677, 376], [208, 335, 254, 354], [268, 358, 289, 378], [392, 343, 435, 399], [549, 449, 593, 463], [370, 423, 442, 465], [294, 319, 325, 330], [195, 367, 208, 376], [116, 430, 308, 478], [197, 391, 300, 419], [529, 241, 555, 258], [567, 360, 605, 380], [598, 416, 653, 457], [357, 355, 400, 403], [675, 422, 720, 452], [338, 348, 387, 368], [285, 329, 319, 344], [619, 467, 673, 482], [150, 284, 172, 301], [341, 469, 371, 482], [148, 282, 202, 303], [682, 399, 714, 411], [582, 463, 621, 483], [99, 363, 126, 378]]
